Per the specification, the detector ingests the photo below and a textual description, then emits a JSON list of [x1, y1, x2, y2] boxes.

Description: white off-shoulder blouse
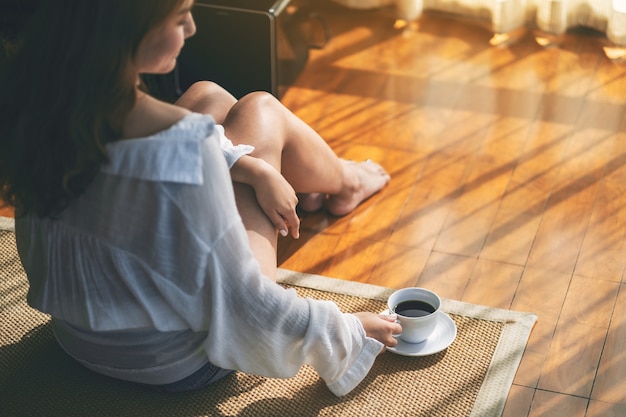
[[15, 113, 382, 396]]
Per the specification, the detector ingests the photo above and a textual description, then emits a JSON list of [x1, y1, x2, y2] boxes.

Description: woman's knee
[[238, 91, 279, 110], [187, 81, 232, 98], [176, 81, 237, 120], [227, 91, 283, 126], [220, 90, 289, 179]]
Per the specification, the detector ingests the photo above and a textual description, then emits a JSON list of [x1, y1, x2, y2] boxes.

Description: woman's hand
[[230, 155, 300, 239], [251, 161, 300, 239], [353, 312, 402, 350]]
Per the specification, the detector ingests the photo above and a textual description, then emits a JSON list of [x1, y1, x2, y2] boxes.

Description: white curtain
[[330, 0, 626, 45]]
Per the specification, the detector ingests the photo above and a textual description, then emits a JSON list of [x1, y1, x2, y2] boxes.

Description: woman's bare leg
[[176, 83, 390, 278], [176, 82, 390, 215], [231, 181, 280, 279], [178, 83, 326, 213], [221, 92, 389, 207]]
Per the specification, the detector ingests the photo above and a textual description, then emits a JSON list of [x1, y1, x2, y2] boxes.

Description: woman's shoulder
[[121, 93, 193, 140]]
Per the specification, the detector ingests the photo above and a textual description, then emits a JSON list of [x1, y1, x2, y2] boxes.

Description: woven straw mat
[[0, 229, 504, 417]]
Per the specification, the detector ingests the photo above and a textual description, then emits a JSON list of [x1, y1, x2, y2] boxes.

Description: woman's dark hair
[[0, 0, 186, 217]]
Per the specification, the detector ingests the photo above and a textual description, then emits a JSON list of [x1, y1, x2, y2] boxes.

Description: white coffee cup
[[388, 287, 441, 344]]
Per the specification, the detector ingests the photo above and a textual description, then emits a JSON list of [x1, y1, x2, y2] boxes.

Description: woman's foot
[[326, 160, 390, 216], [298, 193, 327, 212]]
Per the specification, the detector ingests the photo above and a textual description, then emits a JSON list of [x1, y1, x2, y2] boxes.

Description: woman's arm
[[185, 134, 386, 396], [229, 154, 300, 239], [211, 122, 300, 238]]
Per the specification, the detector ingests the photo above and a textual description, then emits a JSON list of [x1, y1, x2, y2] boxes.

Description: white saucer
[[382, 310, 457, 357]]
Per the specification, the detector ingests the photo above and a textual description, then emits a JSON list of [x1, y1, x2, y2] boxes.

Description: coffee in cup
[[388, 287, 441, 344]]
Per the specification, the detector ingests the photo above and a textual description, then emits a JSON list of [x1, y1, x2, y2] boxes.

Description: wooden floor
[[277, 2, 626, 417]]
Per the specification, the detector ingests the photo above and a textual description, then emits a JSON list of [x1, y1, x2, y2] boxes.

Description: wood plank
[[415, 251, 476, 300], [587, 400, 626, 417], [591, 283, 626, 405], [502, 385, 535, 417], [462, 258, 523, 309], [528, 390, 588, 417], [510, 267, 571, 387], [526, 127, 606, 274], [480, 180, 547, 265], [537, 277, 618, 397], [481, 119, 570, 265], [369, 242, 430, 289], [434, 138, 512, 257], [388, 146, 468, 250], [278, 231, 339, 276], [574, 133, 626, 282], [323, 233, 388, 283]]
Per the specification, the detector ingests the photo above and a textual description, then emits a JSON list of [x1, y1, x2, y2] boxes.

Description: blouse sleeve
[[214, 124, 254, 168], [169, 135, 383, 396]]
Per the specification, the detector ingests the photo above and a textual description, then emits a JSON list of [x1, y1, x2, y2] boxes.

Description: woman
[[0, 0, 399, 396]]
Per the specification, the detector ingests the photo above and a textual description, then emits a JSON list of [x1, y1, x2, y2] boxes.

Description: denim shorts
[[147, 362, 234, 393]]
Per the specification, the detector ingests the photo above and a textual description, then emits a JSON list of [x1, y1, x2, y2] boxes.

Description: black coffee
[[393, 300, 436, 317]]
